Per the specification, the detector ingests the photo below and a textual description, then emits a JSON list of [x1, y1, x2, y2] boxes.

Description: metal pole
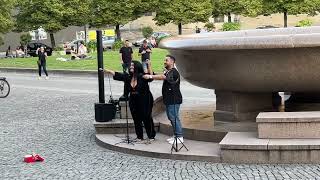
[[97, 30, 105, 103]]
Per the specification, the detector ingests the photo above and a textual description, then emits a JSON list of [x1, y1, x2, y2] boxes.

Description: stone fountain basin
[[160, 26, 320, 92]]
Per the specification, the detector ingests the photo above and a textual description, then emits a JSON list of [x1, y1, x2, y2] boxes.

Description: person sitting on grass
[[71, 41, 87, 60]]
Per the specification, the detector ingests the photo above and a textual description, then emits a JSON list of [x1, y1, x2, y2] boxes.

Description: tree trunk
[[284, 11, 288, 28], [115, 24, 121, 41], [227, 12, 232, 23], [84, 25, 88, 43], [50, 33, 56, 48], [178, 23, 182, 35]]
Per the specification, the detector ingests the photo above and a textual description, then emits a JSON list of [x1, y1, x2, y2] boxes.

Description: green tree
[[63, 0, 92, 42], [154, 0, 212, 35], [91, 0, 157, 40], [0, 0, 15, 45], [15, 0, 66, 48], [212, 0, 263, 22], [20, 34, 32, 46], [16, 0, 65, 48], [262, 0, 320, 27]]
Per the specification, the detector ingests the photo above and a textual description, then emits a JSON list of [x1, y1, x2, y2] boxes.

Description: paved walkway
[[1, 72, 320, 180]]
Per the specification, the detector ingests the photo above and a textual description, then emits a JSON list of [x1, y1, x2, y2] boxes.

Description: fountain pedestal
[[214, 91, 274, 122]]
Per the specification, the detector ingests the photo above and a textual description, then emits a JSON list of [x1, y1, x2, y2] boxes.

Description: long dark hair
[[130, 60, 143, 78]]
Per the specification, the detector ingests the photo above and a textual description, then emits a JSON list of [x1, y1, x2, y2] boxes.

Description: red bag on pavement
[[24, 154, 44, 163]]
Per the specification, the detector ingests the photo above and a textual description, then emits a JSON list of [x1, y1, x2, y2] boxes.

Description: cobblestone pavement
[[1, 72, 320, 180]]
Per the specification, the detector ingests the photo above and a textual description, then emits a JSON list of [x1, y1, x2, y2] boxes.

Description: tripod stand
[[170, 104, 189, 153], [165, 69, 189, 153], [115, 97, 136, 145]]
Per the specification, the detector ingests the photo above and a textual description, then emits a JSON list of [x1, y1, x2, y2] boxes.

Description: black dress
[[114, 72, 156, 139]]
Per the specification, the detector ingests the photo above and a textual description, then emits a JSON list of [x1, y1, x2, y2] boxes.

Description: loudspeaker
[[95, 103, 116, 122]]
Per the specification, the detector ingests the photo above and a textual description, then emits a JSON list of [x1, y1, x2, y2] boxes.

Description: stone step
[[96, 133, 221, 162], [257, 111, 320, 138], [220, 132, 320, 163], [94, 119, 160, 134]]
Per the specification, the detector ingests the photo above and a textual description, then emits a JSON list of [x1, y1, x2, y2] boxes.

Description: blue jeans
[[166, 104, 183, 137], [142, 61, 148, 73]]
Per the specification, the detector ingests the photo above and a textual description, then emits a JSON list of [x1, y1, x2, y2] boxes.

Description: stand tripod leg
[[115, 99, 136, 145]]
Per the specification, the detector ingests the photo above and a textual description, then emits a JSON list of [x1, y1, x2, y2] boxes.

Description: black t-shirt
[[38, 52, 46, 63], [119, 47, 133, 63], [138, 45, 151, 62], [162, 68, 183, 105]]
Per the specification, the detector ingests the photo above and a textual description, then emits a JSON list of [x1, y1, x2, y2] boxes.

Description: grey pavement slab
[[2, 71, 320, 179]]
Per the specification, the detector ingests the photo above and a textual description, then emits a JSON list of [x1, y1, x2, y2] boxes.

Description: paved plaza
[[2, 72, 320, 179]]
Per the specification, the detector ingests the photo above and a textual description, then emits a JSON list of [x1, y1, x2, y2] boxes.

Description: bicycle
[[0, 77, 10, 98]]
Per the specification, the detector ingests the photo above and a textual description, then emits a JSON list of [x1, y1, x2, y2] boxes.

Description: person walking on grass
[[36, 46, 49, 80]]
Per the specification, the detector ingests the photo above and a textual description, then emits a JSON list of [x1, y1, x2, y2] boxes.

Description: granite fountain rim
[[159, 26, 320, 50]]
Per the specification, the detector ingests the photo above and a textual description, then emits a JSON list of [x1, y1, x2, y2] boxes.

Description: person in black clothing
[[36, 47, 49, 79], [119, 40, 133, 73], [138, 40, 152, 73], [102, 61, 156, 142], [119, 40, 133, 99], [143, 55, 183, 144]]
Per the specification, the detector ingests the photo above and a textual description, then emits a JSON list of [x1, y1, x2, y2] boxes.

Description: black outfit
[[119, 47, 133, 98], [37, 52, 48, 77], [120, 46, 133, 64], [138, 46, 151, 62], [114, 72, 156, 139], [162, 68, 183, 105]]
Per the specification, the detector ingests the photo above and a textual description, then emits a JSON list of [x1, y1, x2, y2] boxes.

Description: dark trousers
[[38, 62, 48, 76], [129, 92, 156, 139]]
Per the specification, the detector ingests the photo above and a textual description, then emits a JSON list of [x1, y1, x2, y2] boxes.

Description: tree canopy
[[154, 0, 212, 34], [262, 0, 320, 27], [212, 0, 263, 22], [0, 0, 15, 44], [91, 0, 157, 40]]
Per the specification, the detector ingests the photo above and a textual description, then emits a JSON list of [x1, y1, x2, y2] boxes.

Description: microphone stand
[[115, 76, 136, 145]]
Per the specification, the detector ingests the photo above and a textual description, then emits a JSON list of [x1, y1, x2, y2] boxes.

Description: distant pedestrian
[[119, 40, 133, 99], [36, 47, 49, 79], [138, 40, 152, 73], [5, 46, 14, 58]]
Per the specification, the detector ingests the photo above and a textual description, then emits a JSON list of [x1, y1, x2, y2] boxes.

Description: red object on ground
[[24, 154, 44, 163]]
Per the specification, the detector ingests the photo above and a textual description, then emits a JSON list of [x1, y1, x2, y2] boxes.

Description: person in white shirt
[[72, 41, 87, 60]]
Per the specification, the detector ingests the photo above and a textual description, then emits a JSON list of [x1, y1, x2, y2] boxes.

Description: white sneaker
[[169, 137, 184, 144], [37, 76, 41, 80], [45, 76, 49, 80], [166, 137, 174, 142]]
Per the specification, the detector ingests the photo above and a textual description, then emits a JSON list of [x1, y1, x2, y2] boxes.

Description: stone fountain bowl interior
[[160, 26, 320, 92]]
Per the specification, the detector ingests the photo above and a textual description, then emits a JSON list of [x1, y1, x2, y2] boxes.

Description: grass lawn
[[0, 48, 169, 73]]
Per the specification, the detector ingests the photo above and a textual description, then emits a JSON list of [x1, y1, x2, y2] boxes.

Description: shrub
[[296, 19, 313, 27], [112, 40, 123, 50], [222, 22, 241, 31], [204, 22, 215, 32], [142, 26, 153, 39], [20, 34, 32, 46], [87, 40, 96, 53], [54, 46, 64, 51]]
